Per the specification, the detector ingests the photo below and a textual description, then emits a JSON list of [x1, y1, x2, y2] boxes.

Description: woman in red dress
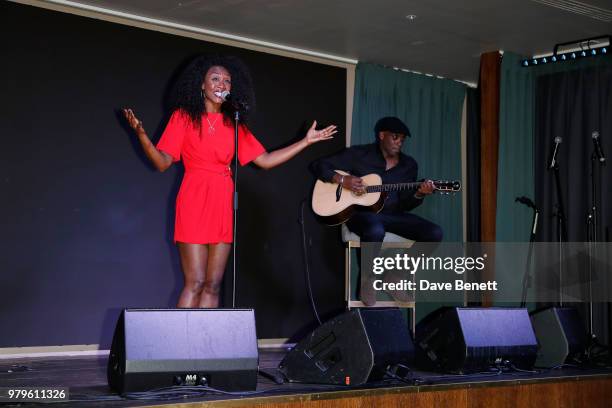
[[123, 55, 336, 308]]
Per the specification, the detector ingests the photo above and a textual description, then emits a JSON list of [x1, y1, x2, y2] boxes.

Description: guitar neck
[[366, 182, 422, 193]]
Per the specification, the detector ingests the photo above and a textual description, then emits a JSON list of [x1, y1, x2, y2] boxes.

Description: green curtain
[[352, 63, 467, 242], [496, 53, 536, 243]]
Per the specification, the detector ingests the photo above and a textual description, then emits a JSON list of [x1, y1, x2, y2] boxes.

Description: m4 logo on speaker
[[174, 373, 206, 386]]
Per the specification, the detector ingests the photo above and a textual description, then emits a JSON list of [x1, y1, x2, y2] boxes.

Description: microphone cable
[[299, 198, 322, 326]]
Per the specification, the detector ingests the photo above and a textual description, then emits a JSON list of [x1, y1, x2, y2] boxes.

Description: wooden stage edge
[[148, 374, 612, 408]]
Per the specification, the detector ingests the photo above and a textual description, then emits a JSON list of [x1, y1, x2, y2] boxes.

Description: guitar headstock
[[433, 180, 461, 194]]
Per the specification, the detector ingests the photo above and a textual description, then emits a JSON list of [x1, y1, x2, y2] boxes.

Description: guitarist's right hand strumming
[[332, 173, 367, 195]]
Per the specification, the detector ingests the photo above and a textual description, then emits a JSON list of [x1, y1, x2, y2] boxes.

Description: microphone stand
[[550, 162, 568, 306], [586, 149, 602, 339], [520, 203, 539, 308], [232, 109, 240, 309]]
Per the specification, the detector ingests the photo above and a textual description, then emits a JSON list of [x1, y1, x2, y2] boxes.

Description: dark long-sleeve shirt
[[310, 143, 423, 213]]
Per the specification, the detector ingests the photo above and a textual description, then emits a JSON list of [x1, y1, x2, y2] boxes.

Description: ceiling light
[[522, 35, 610, 67], [405, 15, 417, 20]]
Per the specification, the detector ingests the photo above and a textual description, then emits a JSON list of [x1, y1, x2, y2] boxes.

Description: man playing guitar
[[310, 117, 442, 305]]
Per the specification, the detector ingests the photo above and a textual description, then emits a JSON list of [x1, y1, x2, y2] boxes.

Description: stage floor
[[1, 348, 612, 407]]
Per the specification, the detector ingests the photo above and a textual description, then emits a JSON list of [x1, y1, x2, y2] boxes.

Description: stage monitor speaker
[[279, 308, 414, 386], [107, 309, 258, 394], [530, 307, 588, 368], [416, 307, 538, 373]]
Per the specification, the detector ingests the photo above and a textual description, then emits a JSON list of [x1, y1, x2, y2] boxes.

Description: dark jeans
[[346, 211, 443, 243]]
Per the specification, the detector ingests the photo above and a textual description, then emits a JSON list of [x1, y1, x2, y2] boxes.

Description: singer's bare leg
[[199, 243, 231, 308], [177, 242, 208, 308]]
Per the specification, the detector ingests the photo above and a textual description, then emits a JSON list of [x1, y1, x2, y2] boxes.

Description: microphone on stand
[[549, 136, 562, 169], [515, 196, 536, 210], [516, 196, 539, 236], [592, 131, 606, 165], [215, 91, 250, 112]]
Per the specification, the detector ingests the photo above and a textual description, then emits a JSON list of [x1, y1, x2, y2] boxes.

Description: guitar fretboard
[[366, 182, 422, 193]]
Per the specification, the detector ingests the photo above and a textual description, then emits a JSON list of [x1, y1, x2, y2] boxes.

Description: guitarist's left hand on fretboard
[[415, 180, 437, 198]]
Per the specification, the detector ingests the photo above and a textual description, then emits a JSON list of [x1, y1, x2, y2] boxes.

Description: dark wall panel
[[0, 2, 346, 347]]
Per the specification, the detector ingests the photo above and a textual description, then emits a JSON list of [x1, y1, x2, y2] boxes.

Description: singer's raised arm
[[252, 121, 337, 170]]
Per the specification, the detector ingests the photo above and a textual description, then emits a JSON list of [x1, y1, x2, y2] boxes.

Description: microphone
[[516, 196, 539, 235], [549, 136, 562, 169], [592, 131, 606, 165], [215, 91, 250, 112], [515, 196, 536, 210]]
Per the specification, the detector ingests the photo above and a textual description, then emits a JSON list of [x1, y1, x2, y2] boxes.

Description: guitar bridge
[[335, 184, 343, 202]]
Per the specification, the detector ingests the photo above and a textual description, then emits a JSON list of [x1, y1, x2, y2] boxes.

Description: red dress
[[156, 110, 266, 244]]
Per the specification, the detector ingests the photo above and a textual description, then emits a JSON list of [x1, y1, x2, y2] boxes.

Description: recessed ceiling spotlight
[[405, 14, 417, 20]]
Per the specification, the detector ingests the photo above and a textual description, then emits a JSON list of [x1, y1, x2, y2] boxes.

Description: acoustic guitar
[[312, 170, 461, 225]]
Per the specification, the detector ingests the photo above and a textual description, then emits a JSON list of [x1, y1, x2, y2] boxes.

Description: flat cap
[[374, 116, 411, 137]]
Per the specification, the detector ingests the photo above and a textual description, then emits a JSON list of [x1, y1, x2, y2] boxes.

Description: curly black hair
[[170, 54, 256, 128]]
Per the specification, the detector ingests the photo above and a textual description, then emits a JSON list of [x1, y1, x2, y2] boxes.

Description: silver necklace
[[206, 115, 219, 134]]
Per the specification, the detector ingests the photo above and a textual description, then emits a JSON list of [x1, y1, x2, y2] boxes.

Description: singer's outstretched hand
[[123, 108, 145, 134], [305, 121, 337, 145], [122, 107, 173, 172]]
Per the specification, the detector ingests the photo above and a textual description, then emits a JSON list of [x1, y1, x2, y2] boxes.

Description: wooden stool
[[342, 224, 416, 333]]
